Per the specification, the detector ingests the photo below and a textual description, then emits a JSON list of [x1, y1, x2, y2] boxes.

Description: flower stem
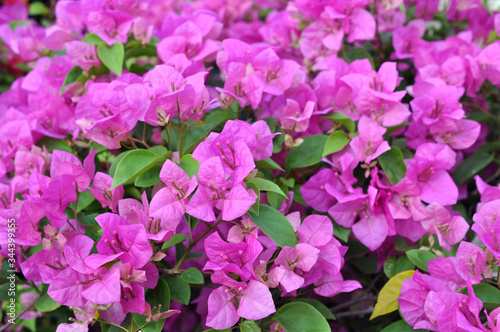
[[174, 219, 223, 270]]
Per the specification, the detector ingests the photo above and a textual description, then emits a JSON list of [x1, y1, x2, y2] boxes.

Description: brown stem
[[174, 219, 223, 270], [330, 295, 377, 313], [0, 300, 39, 332], [334, 307, 374, 318], [464, 102, 500, 126], [178, 108, 183, 158]]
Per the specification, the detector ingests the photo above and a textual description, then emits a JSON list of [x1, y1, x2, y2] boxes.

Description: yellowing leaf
[[370, 270, 415, 320]]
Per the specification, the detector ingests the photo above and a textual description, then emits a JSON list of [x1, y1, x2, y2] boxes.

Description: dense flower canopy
[[1, 0, 500, 331]]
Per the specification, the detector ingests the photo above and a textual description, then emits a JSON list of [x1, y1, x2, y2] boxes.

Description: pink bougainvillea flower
[[149, 160, 197, 228], [420, 203, 469, 251], [89, 172, 124, 213], [95, 213, 153, 269], [280, 99, 315, 132], [206, 280, 275, 330], [203, 232, 262, 280], [313, 272, 362, 298], [86, 10, 134, 46], [65, 41, 100, 71], [455, 242, 492, 284], [472, 199, 500, 259], [350, 116, 390, 164], [405, 143, 458, 206], [186, 157, 256, 222], [274, 243, 320, 293], [297, 215, 333, 247]]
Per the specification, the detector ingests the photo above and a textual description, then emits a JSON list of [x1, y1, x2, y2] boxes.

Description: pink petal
[[81, 267, 121, 305], [237, 280, 276, 320], [297, 215, 333, 247], [206, 287, 238, 330], [352, 213, 388, 251]]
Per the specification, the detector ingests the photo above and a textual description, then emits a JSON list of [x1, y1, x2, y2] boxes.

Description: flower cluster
[[398, 176, 500, 331]]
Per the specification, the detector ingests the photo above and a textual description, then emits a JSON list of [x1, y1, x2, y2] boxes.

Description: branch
[[0, 301, 38, 332], [174, 219, 223, 270], [330, 295, 377, 313], [334, 307, 374, 318]]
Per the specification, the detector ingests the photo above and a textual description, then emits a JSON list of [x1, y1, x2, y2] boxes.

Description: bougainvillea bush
[[4, 0, 500, 331]]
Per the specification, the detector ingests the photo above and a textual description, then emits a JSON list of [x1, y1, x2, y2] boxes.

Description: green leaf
[[77, 213, 99, 227], [385, 122, 410, 135], [248, 205, 297, 247], [476, 141, 500, 154], [399, 2, 406, 14], [60, 66, 84, 94], [406, 249, 437, 272], [350, 257, 378, 274], [175, 243, 203, 261], [246, 181, 260, 216], [275, 302, 330, 332], [293, 298, 335, 320], [395, 237, 412, 251], [109, 150, 132, 178], [321, 113, 355, 132], [178, 154, 200, 178], [124, 44, 157, 59], [466, 111, 491, 123], [97, 42, 125, 76], [279, 177, 295, 188], [16, 317, 35, 332], [34, 294, 61, 312], [76, 190, 96, 213], [8, 21, 29, 30], [343, 48, 375, 68], [128, 63, 154, 75], [203, 329, 231, 332], [378, 147, 407, 185], [267, 191, 285, 210], [286, 135, 328, 172], [489, 29, 500, 43], [145, 279, 170, 310], [383, 256, 397, 279], [333, 223, 351, 242], [90, 142, 108, 154], [161, 234, 188, 250], [273, 130, 285, 154], [240, 320, 261, 332], [164, 276, 190, 305], [86, 64, 111, 78], [255, 158, 284, 172], [381, 320, 425, 332], [132, 316, 165, 332], [83, 34, 104, 45], [292, 185, 307, 206], [134, 165, 161, 187], [205, 110, 233, 127], [0, 285, 13, 302], [165, 124, 213, 155], [370, 270, 415, 320], [247, 178, 287, 199], [101, 315, 132, 332], [36, 137, 74, 153], [29, 2, 49, 16], [458, 283, 500, 310], [182, 124, 214, 154], [148, 145, 169, 156], [322, 131, 349, 157], [111, 149, 168, 189], [181, 267, 204, 284], [453, 203, 467, 219], [453, 151, 494, 185]]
